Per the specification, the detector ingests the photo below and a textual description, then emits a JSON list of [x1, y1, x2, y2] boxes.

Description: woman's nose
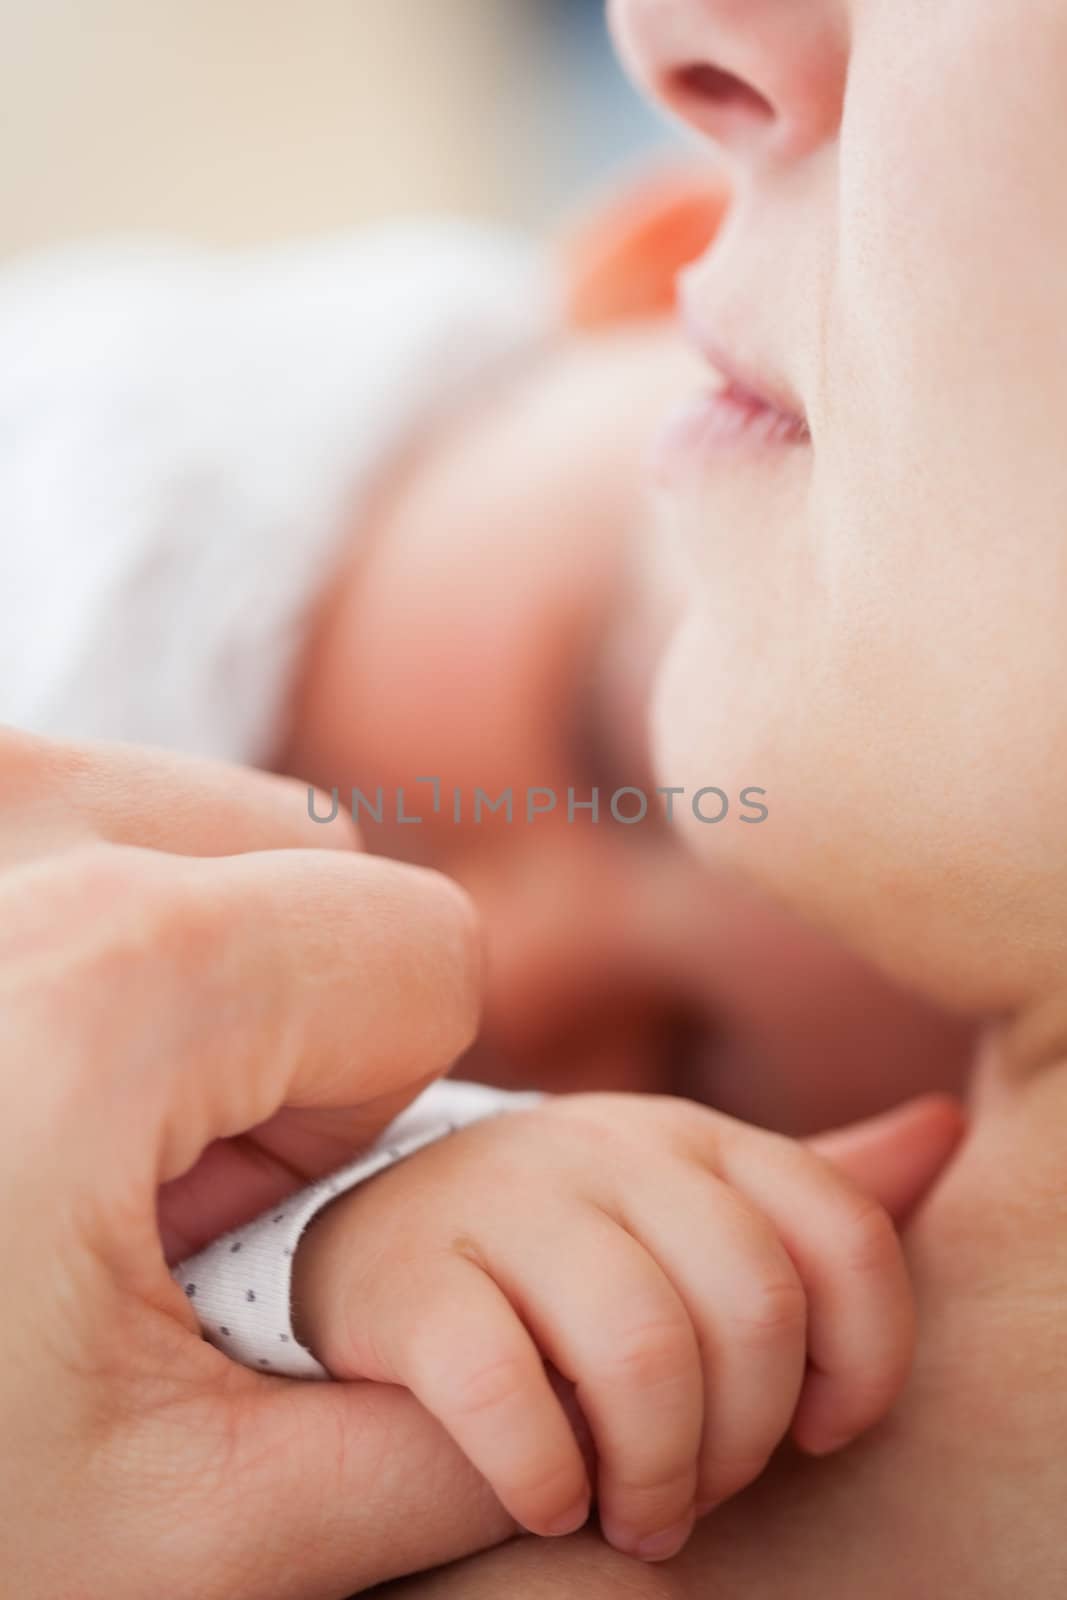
[[609, 0, 848, 168]]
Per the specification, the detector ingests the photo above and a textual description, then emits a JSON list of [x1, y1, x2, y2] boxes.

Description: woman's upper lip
[[679, 287, 807, 432]]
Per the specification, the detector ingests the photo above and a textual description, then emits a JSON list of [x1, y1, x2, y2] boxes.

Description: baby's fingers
[[808, 1094, 965, 1226], [486, 1213, 705, 1563], [715, 1125, 917, 1456], [613, 1162, 809, 1513], [319, 1254, 590, 1540]]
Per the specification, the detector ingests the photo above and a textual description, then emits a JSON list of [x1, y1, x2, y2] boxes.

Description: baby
[[0, 171, 966, 1131], [159, 194, 964, 1568], [287, 1090, 960, 1563], [1, 160, 967, 1570]]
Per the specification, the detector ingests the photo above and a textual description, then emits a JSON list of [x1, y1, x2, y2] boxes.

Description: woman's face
[[611, 0, 1067, 1016]]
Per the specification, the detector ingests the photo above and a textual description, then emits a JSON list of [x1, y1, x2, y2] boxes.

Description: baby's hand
[[293, 1092, 961, 1564]]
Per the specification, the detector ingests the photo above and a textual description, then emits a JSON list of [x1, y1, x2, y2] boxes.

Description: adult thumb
[[210, 1377, 515, 1598], [807, 1094, 966, 1225]]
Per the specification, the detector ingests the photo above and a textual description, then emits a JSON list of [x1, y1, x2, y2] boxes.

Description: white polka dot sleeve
[[173, 1080, 543, 1379]]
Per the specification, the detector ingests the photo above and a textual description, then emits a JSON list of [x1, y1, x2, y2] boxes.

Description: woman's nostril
[[669, 62, 775, 127]]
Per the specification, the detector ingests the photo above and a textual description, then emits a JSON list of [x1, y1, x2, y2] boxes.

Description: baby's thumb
[[807, 1094, 965, 1224]]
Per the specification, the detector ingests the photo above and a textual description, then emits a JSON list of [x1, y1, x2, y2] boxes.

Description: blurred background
[[1, 0, 686, 260]]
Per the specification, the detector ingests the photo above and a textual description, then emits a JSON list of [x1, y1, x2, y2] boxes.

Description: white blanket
[[0, 222, 553, 762]]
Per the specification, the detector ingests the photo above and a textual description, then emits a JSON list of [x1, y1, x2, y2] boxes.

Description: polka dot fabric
[[173, 1081, 542, 1379]]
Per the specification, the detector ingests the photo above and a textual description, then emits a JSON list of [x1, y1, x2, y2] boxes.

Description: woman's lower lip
[[652, 382, 810, 483]]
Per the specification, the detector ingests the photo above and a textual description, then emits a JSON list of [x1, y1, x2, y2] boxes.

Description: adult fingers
[[4, 843, 479, 1205], [162, 1371, 519, 1598], [0, 725, 358, 864], [157, 1098, 429, 1262]]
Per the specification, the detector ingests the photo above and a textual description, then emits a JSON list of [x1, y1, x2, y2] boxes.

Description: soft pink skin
[[294, 1090, 962, 1564], [286, 327, 971, 1135], [386, 1050, 1067, 1596], [383, 0, 1067, 1594], [608, 0, 1067, 1032], [0, 730, 517, 1599], [654, 298, 811, 473]]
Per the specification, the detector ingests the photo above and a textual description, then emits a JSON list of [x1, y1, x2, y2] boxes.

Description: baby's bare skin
[[376, 0, 1067, 1584], [384, 1039, 1067, 1599], [284, 326, 972, 1131], [294, 1091, 960, 1565]]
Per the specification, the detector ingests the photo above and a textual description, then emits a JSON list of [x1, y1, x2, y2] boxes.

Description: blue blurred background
[[501, 0, 676, 221]]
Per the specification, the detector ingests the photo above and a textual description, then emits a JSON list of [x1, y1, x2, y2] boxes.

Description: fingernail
[[635, 1513, 695, 1562], [799, 1430, 852, 1458], [545, 1499, 590, 1538], [808, 1441, 848, 1459], [695, 1499, 718, 1517]]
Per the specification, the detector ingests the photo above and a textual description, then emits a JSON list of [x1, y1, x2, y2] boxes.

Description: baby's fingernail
[[635, 1513, 695, 1562], [545, 1499, 590, 1538], [796, 1426, 854, 1459], [805, 1437, 850, 1458]]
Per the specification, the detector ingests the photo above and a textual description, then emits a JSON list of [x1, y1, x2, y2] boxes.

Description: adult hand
[[0, 727, 513, 1598]]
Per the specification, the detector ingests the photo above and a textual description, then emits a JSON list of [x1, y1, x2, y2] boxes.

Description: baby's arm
[[172, 1079, 541, 1376], [291, 1092, 962, 1564]]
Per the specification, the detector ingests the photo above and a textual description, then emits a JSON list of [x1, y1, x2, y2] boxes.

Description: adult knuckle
[[145, 871, 223, 974], [74, 849, 211, 977], [62, 850, 225, 1021], [0, 846, 194, 1109], [56, 839, 142, 902], [33, 846, 165, 972], [0, 725, 51, 802]]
